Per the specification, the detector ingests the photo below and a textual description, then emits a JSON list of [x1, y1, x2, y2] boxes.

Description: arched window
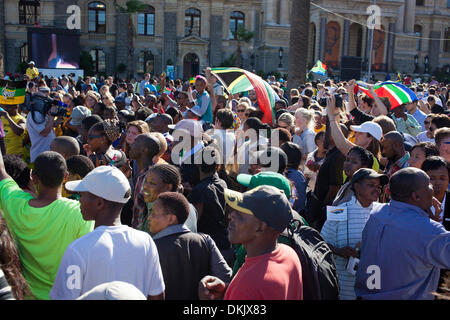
[[88, 2, 106, 33], [445, 28, 450, 53], [138, 6, 155, 36], [229, 11, 245, 39], [90, 49, 106, 74], [185, 8, 201, 37], [414, 25, 422, 51], [19, 0, 40, 25]]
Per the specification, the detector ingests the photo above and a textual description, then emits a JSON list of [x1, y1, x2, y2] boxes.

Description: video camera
[[21, 93, 68, 118]]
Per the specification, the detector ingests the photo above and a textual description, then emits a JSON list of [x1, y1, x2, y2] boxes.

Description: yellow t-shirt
[[26, 67, 39, 80], [314, 125, 326, 134], [2, 114, 24, 155]]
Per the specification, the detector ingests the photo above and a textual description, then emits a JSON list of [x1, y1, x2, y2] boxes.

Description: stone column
[[210, 15, 223, 67], [163, 11, 178, 73], [280, 0, 290, 25], [387, 22, 395, 72], [428, 30, 441, 72], [343, 19, 350, 56], [396, 4, 405, 33], [403, 0, 416, 34], [54, 0, 75, 29], [264, 0, 275, 24], [115, 11, 128, 72], [319, 17, 327, 61]]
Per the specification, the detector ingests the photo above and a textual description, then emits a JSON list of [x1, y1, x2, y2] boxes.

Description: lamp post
[[424, 55, 429, 74], [367, 0, 377, 82], [278, 47, 283, 68], [250, 53, 255, 71]]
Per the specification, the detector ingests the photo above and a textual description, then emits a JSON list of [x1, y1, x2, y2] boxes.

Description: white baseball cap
[[187, 106, 202, 117], [168, 119, 203, 138], [65, 166, 131, 204], [350, 121, 383, 141], [76, 281, 146, 300]]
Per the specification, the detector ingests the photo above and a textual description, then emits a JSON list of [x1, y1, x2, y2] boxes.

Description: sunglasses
[[237, 109, 246, 113], [424, 121, 431, 125]]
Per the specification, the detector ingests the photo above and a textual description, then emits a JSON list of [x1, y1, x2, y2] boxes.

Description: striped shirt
[[0, 268, 14, 300], [320, 197, 383, 300]]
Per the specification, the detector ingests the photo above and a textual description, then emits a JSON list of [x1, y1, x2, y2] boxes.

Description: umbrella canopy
[[210, 67, 278, 125], [356, 81, 418, 110]]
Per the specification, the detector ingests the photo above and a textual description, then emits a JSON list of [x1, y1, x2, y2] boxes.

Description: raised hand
[[427, 197, 443, 223]]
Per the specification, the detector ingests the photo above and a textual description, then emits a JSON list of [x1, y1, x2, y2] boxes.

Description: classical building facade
[[0, 0, 449, 79]]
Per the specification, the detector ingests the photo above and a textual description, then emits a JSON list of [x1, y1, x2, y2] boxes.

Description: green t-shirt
[[0, 178, 94, 300]]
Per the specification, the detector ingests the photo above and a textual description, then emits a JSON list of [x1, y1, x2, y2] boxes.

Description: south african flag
[[310, 61, 327, 76], [0, 80, 27, 105], [356, 81, 418, 110], [211, 67, 277, 125]]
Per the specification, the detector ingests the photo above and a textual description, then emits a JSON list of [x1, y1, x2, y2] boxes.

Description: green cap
[[237, 171, 291, 198]]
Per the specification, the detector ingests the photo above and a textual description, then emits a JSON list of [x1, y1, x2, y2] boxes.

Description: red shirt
[[225, 244, 303, 300]]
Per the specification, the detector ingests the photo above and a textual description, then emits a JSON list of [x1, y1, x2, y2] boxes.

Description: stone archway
[[183, 53, 200, 80]]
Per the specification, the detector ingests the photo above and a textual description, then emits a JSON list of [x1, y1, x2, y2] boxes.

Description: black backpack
[[280, 219, 340, 300]]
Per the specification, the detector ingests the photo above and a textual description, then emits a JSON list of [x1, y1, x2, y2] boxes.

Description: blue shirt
[[410, 108, 427, 132], [355, 200, 450, 300], [286, 168, 307, 212], [193, 90, 213, 123]]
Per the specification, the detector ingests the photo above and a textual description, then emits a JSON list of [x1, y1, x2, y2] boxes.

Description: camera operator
[[26, 92, 63, 164]]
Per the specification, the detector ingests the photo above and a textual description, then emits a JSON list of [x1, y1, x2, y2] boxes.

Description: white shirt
[[50, 225, 165, 300], [26, 111, 56, 163], [321, 197, 383, 300], [212, 129, 236, 165], [416, 131, 434, 143], [293, 128, 316, 156]]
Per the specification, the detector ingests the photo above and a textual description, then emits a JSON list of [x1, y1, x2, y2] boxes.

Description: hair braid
[[149, 164, 181, 192]]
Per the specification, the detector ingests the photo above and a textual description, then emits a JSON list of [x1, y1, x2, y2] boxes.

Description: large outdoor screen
[[28, 28, 80, 69]]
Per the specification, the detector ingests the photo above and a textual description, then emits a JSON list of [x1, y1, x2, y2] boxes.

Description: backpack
[[280, 219, 340, 300]]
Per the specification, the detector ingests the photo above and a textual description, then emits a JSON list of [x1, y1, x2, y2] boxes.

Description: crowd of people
[[0, 62, 449, 300]]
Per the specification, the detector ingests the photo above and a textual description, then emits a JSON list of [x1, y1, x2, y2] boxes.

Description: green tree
[[115, 0, 146, 79], [232, 25, 254, 68], [79, 51, 94, 76], [288, 0, 310, 91]]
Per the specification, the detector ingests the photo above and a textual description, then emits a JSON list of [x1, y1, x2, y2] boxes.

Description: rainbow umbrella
[[356, 81, 418, 110], [210, 67, 277, 125]]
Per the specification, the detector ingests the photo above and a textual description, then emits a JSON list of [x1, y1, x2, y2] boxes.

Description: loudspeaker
[[340, 56, 362, 81]]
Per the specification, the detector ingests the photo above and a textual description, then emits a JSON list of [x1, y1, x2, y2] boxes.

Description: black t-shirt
[[187, 173, 231, 250], [314, 147, 345, 205]]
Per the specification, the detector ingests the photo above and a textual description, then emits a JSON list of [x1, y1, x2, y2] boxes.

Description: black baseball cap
[[224, 185, 293, 232], [350, 168, 389, 186]]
